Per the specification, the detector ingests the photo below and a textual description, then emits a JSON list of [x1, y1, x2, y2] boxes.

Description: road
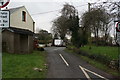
[[45, 47, 115, 79]]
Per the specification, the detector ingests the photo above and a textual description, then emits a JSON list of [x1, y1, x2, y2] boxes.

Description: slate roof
[[3, 6, 24, 14], [2, 27, 34, 35]]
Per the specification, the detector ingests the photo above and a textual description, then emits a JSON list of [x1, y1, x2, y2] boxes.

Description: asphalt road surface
[[45, 47, 116, 79]]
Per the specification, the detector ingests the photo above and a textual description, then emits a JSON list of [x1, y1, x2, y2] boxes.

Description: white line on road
[[79, 65, 91, 80], [59, 54, 69, 67], [84, 67, 109, 80], [79, 65, 108, 80]]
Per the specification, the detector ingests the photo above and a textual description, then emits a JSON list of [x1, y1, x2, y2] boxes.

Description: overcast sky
[[5, 0, 115, 33]]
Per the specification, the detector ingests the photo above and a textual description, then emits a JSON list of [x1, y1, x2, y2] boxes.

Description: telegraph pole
[[88, 3, 91, 12], [88, 3, 92, 49]]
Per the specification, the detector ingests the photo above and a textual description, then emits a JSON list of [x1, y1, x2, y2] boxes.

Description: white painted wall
[[10, 6, 34, 32]]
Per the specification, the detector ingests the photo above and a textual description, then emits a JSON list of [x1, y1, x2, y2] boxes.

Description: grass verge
[[80, 45, 118, 60], [65, 49, 120, 76], [2, 51, 47, 78]]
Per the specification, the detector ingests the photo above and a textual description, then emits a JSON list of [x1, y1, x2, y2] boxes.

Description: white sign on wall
[[0, 10, 9, 28]]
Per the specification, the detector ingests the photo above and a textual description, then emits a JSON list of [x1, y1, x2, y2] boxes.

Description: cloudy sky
[[4, 0, 113, 33]]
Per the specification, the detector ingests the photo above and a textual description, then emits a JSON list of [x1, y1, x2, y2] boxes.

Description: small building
[[2, 6, 35, 54]]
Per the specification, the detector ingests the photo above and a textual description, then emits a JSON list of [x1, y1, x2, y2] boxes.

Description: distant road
[[45, 47, 114, 79]]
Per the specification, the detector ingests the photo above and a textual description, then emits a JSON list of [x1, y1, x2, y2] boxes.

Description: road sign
[[0, 10, 9, 28], [0, 0, 10, 8], [116, 22, 120, 32]]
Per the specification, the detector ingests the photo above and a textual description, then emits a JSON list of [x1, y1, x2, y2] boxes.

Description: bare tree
[[92, 0, 120, 44], [81, 7, 112, 45]]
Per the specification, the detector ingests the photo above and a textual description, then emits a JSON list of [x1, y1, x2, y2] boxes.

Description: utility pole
[[118, 2, 120, 20], [88, 3, 92, 49], [88, 3, 91, 12]]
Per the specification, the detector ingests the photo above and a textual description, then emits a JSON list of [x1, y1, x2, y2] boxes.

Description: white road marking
[[79, 65, 108, 80], [84, 68, 109, 80], [79, 65, 91, 80], [59, 54, 69, 67]]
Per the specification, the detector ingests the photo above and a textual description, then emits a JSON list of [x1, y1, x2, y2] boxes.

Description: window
[[33, 22, 35, 32], [22, 11, 26, 22]]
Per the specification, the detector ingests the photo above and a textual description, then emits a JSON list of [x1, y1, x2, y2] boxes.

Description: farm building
[[2, 6, 35, 54]]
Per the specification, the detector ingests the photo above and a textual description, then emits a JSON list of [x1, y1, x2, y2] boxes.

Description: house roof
[[3, 6, 35, 23], [2, 27, 34, 35], [3, 6, 24, 14]]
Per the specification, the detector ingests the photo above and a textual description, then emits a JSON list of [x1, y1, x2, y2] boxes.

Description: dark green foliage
[[38, 30, 52, 44], [52, 3, 82, 47], [81, 7, 112, 46], [52, 16, 68, 40], [68, 15, 81, 47], [77, 28, 88, 46], [53, 33, 59, 39]]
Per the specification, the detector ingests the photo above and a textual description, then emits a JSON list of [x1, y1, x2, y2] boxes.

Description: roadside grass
[[2, 51, 47, 78], [65, 49, 120, 76], [80, 56, 119, 76], [80, 45, 118, 60]]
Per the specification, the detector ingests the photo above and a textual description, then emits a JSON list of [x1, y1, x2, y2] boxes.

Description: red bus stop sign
[[116, 22, 120, 32], [0, 0, 10, 8], [116, 22, 120, 45]]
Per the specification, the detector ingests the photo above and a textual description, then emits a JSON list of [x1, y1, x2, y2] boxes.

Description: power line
[[75, 4, 88, 8], [31, 9, 60, 15], [31, 4, 88, 16], [31, 1, 119, 16]]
